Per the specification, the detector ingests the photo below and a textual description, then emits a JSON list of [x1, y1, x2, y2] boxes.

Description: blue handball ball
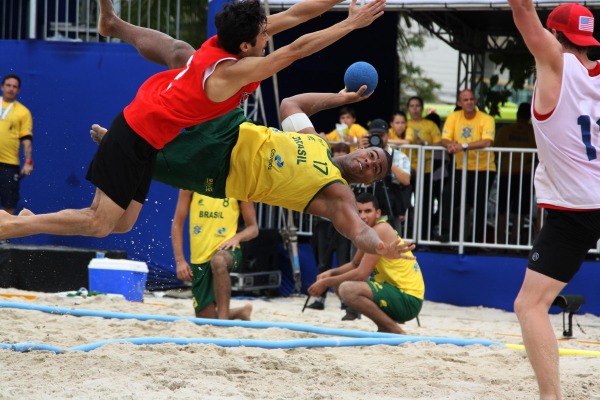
[[344, 61, 378, 96]]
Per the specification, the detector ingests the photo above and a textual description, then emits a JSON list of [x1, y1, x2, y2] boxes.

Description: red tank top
[[123, 36, 260, 149]]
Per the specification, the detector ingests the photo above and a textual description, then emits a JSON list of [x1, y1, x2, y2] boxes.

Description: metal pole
[[28, 0, 37, 38], [263, 0, 280, 125]]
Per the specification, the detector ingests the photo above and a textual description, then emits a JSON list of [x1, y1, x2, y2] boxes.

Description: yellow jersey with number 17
[[227, 122, 347, 213]]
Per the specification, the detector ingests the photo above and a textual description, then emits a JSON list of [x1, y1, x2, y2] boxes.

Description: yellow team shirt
[[372, 220, 425, 299], [0, 100, 33, 165], [404, 119, 442, 173], [189, 193, 240, 264], [442, 110, 496, 171], [325, 123, 367, 152], [227, 122, 347, 212]]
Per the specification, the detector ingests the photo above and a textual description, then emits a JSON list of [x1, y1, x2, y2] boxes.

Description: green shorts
[[153, 108, 250, 197], [368, 279, 423, 323], [191, 248, 241, 314]]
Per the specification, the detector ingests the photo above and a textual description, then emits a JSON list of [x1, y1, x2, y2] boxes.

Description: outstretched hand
[[375, 239, 416, 260], [347, 0, 386, 29], [339, 85, 372, 103]]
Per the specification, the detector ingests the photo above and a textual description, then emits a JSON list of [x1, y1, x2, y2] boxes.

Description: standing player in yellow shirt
[[172, 191, 258, 320]]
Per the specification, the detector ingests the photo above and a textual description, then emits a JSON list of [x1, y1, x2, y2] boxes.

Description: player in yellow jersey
[[308, 192, 424, 333], [0, 74, 33, 215], [81, 88, 413, 260], [172, 191, 258, 320]]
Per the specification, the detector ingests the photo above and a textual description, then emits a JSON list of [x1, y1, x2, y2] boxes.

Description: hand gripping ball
[[344, 61, 378, 96]]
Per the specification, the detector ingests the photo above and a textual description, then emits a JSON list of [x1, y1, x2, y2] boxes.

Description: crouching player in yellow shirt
[[308, 192, 424, 334]]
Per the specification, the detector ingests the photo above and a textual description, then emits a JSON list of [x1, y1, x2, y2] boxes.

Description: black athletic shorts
[[527, 209, 600, 283], [86, 111, 157, 210], [0, 162, 20, 209]]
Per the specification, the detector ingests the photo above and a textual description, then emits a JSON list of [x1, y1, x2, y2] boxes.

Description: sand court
[[1, 288, 599, 399]]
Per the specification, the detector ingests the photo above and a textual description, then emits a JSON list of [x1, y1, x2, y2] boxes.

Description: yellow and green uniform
[[228, 122, 346, 212], [442, 110, 496, 171], [404, 119, 441, 173], [154, 108, 347, 213], [189, 194, 240, 264], [368, 220, 425, 322], [0, 100, 32, 165], [189, 194, 242, 313]]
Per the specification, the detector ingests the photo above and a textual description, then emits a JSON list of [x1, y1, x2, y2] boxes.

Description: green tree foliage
[[480, 36, 535, 117], [476, 74, 513, 118], [397, 16, 442, 103], [119, 0, 208, 48]]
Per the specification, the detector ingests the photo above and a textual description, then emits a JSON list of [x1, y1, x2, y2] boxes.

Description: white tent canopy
[[265, 0, 600, 11]]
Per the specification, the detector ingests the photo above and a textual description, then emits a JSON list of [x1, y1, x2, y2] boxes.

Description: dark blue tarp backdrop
[[0, 40, 178, 267]]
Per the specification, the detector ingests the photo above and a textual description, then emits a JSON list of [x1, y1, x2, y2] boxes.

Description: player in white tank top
[[532, 53, 600, 209], [510, 1, 600, 398]]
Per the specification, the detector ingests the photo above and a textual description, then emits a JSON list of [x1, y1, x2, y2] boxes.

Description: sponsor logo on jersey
[[204, 178, 214, 193], [192, 225, 202, 235], [268, 149, 284, 170]]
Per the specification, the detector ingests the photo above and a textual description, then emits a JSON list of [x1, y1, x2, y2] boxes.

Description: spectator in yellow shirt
[[324, 106, 367, 151], [438, 89, 495, 244]]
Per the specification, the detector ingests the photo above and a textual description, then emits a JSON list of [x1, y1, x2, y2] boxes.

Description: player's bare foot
[[98, 0, 120, 37], [90, 124, 107, 145], [18, 208, 34, 216], [378, 324, 406, 335], [240, 303, 253, 321]]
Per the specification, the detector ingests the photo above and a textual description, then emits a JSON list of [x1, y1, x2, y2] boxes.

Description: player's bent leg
[[514, 268, 566, 400], [196, 303, 217, 319], [339, 281, 406, 334], [98, 0, 193, 69], [112, 200, 143, 233], [229, 303, 253, 321], [0, 188, 126, 239], [211, 250, 234, 320]]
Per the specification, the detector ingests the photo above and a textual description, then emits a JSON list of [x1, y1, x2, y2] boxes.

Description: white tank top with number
[[532, 53, 600, 210]]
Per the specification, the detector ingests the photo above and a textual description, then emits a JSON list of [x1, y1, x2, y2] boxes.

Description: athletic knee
[[87, 214, 116, 237], [112, 218, 135, 234], [211, 251, 232, 273], [339, 282, 357, 303], [514, 293, 540, 321]]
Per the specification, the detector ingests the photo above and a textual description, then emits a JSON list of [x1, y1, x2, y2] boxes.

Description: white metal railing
[[261, 145, 600, 256], [1, 0, 181, 41]]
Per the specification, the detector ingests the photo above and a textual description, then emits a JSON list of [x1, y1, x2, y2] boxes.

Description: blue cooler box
[[88, 258, 149, 302]]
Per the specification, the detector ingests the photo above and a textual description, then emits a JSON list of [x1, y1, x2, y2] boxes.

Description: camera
[[366, 118, 389, 148], [368, 133, 384, 148]]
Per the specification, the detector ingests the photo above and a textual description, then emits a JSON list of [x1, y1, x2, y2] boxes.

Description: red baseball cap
[[546, 3, 600, 47]]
